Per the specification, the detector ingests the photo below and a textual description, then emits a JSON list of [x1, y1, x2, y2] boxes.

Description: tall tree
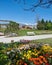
[[5, 21, 19, 34], [37, 19, 45, 30], [45, 20, 48, 30], [41, 19, 45, 24], [37, 20, 43, 30], [41, 19, 45, 30]]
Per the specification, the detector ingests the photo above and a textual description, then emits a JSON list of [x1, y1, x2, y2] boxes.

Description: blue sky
[[0, 0, 52, 25]]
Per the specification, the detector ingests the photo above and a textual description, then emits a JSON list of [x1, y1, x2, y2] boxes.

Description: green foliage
[[37, 19, 52, 30], [4, 21, 19, 34], [37, 21, 45, 30], [0, 42, 52, 65]]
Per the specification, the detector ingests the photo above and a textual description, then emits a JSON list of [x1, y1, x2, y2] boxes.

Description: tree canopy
[[37, 19, 52, 30], [4, 21, 19, 34]]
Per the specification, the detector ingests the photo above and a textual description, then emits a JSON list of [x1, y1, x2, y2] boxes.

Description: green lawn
[[31, 38, 52, 46], [0, 28, 52, 36], [0, 28, 5, 32], [18, 29, 52, 36]]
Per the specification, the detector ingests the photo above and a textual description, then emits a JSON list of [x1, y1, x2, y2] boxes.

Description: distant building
[[19, 25, 33, 29], [0, 20, 9, 29], [0, 24, 7, 28], [0, 20, 37, 29], [0, 32, 4, 36], [0, 23, 37, 29], [19, 24, 37, 29]]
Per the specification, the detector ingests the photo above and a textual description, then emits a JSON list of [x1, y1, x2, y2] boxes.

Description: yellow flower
[[26, 54, 31, 59], [42, 44, 51, 52], [48, 48, 52, 53], [27, 50, 31, 54], [24, 54, 26, 57], [32, 52, 38, 56], [32, 52, 35, 55]]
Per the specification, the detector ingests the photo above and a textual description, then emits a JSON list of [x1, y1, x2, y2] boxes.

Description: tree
[[37, 19, 52, 30], [37, 20, 43, 30], [45, 20, 48, 30], [37, 19, 45, 30], [14, 0, 52, 11], [5, 21, 19, 34], [46, 20, 52, 30], [41, 19, 45, 24], [41, 19, 45, 30]]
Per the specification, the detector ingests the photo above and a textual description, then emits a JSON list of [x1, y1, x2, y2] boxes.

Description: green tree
[[37, 19, 52, 30], [46, 20, 52, 30], [41, 19, 45, 30], [41, 19, 45, 24], [5, 21, 19, 34], [37, 21, 42, 30], [37, 19, 45, 30], [45, 20, 48, 30]]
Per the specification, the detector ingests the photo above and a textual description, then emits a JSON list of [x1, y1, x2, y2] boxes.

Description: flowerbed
[[6, 43, 52, 65], [0, 42, 52, 65]]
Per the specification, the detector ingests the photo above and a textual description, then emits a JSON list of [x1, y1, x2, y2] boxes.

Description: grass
[[18, 29, 52, 36], [0, 28, 52, 36], [32, 38, 52, 46], [0, 28, 5, 32]]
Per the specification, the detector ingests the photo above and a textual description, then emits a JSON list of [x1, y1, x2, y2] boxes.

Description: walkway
[[0, 34, 52, 43]]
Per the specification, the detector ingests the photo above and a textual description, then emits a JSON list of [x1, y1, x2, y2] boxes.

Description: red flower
[[44, 54, 49, 57], [45, 63, 50, 65], [24, 63, 27, 65]]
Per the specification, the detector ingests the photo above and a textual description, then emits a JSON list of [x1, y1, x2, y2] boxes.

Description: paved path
[[0, 34, 52, 43]]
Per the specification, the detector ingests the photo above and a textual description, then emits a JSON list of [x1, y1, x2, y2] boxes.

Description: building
[[0, 32, 4, 36], [0, 20, 9, 29], [19, 23, 37, 29], [0, 24, 8, 28], [0, 20, 37, 29]]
